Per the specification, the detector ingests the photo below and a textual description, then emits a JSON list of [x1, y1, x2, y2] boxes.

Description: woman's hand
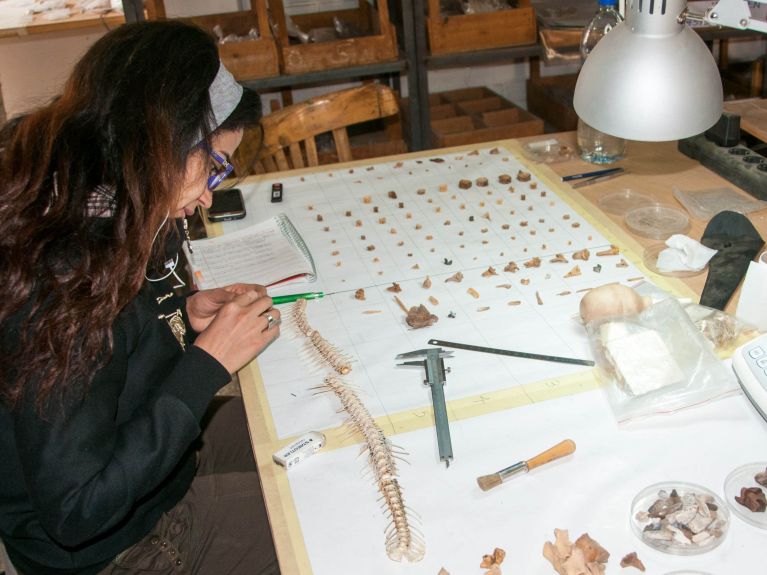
[[186, 283, 267, 333], [193, 290, 280, 374]]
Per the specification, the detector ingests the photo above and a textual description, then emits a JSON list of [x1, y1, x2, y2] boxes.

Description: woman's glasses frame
[[207, 149, 234, 191]]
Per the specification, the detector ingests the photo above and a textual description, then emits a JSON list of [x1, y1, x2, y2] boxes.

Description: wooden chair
[[247, 83, 400, 174]]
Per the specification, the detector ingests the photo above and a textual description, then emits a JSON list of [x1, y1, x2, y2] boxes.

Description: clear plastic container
[[625, 205, 690, 240], [672, 186, 767, 221], [598, 189, 657, 215], [520, 138, 574, 164], [643, 244, 707, 278], [630, 481, 729, 555], [723, 462, 767, 529]]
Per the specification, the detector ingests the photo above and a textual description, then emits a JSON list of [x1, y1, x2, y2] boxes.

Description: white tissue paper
[[736, 252, 767, 332], [656, 234, 717, 272]]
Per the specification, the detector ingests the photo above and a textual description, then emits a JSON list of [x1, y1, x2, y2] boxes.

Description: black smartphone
[[208, 188, 246, 222]]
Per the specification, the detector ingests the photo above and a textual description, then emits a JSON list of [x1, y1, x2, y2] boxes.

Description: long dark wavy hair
[[0, 21, 261, 411]]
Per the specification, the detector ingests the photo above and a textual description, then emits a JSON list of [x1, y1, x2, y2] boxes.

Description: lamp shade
[[573, 0, 723, 142]]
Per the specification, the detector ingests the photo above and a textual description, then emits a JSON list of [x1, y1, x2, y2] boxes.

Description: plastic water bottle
[[576, 0, 626, 164]]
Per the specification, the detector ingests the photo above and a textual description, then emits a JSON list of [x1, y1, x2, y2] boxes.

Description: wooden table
[[219, 134, 767, 574]]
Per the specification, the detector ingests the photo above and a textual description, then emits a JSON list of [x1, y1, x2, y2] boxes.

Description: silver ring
[[265, 313, 276, 330]]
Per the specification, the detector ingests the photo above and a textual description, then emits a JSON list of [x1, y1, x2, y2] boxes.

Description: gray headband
[[208, 62, 243, 131]]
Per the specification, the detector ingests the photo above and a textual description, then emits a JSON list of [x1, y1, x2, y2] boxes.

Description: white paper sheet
[[223, 147, 647, 439]]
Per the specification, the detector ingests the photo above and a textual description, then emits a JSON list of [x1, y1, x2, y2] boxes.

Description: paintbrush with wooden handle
[[476, 439, 576, 492]]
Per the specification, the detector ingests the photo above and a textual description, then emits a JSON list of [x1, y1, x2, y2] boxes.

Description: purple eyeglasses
[[207, 149, 234, 190]]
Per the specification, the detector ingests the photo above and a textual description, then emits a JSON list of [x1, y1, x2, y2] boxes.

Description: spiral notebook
[[183, 214, 316, 290]]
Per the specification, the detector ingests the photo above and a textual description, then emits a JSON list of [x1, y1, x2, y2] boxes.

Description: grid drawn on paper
[[222, 146, 648, 439]]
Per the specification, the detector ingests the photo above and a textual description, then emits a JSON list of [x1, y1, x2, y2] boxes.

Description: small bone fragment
[[355, 220, 362, 227], [620, 552, 645, 571], [735, 487, 767, 512], [499, 174, 512, 184], [550, 254, 568, 263], [616, 259, 629, 268], [422, 276, 432, 288], [438, 569, 450, 575], [524, 257, 541, 268], [558, 291, 572, 296], [458, 179, 472, 189], [412, 264, 420, 270], [575, 533, 610, 564], [520, 221, 528, 227], [331, 250, 339, 256], [387, 282, 402, 293], [388, 191, 397, 199], [362, 195, 372, 203], [496, 284, 512, 289], [417, 189, 426, 195], [439, 184, 448, 192], [378, 217, 387, 224], [573, 249, 590, 261], [504, 261, 519, 273], [481, 267, 498, 277], [530, 182, 537, 189], [445, 272, 464, 283], [564, 265, 581, 278], [502, 224, 510, 230], [406, 304, 438, 329], [362, 310, 381, 314], [393, 295, 409, 313], [597, 245, 620, 256], [521, 278, 530, 285], [756, 468, 767, 486], [366, 245, 375, 251], [467, 288, 480, 299], [354, 289, 366, 300], [476, 177, 489, 187], [490, 147, 500, 154], [572, 222, 581, 228], [517, 170, 531, 182], [428, 296, 439, 306], [536, 291, 543, 305], [477, 306, 490, 312], [482, 211, 491, 220], [508, 300, 521, 306]]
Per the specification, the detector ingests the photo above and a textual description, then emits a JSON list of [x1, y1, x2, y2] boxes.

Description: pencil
[[271, 292, 325, 305]]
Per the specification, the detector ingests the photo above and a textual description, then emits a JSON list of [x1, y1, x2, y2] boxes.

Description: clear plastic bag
[[682, 302, 759, 352], [586, 297, 740, 422]]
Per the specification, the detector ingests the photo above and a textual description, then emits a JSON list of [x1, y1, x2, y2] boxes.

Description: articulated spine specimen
[[290, 299, 352, 375], [323, 375, 425, 562]]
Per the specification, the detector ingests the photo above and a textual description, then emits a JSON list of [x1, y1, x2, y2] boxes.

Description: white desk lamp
[[574, 0, 767, 142]]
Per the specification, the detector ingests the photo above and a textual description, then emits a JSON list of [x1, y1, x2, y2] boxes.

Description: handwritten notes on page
[[184, 214, 316, 289]]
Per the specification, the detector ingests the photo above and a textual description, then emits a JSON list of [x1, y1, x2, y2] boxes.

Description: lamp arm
[[701, 0, 767, 33]]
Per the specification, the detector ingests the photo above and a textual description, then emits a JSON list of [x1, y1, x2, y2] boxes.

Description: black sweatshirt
[[0, 278, 231, 574]]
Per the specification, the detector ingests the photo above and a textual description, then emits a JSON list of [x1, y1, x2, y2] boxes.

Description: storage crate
[[526, 73, 579, 132], [270, 0, 398, 75], [403, 87, 544, 148], [147, 1, 279, 81], [426, 0, 537, 55]]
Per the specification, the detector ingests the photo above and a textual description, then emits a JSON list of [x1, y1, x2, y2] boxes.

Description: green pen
[[271, 291, 325, 305]]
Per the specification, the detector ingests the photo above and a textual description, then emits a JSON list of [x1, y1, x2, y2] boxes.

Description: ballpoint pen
[[271, 291, 325, 305], [571, 169, 627, 189], [561, 167, 623, 182]]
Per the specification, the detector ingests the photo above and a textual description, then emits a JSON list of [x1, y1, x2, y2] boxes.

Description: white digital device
[[272, 431, 325, 469], [732, 333, 767, 421]]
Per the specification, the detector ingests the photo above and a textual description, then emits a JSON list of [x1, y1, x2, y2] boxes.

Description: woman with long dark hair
[[0, 21, 279, 574]]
